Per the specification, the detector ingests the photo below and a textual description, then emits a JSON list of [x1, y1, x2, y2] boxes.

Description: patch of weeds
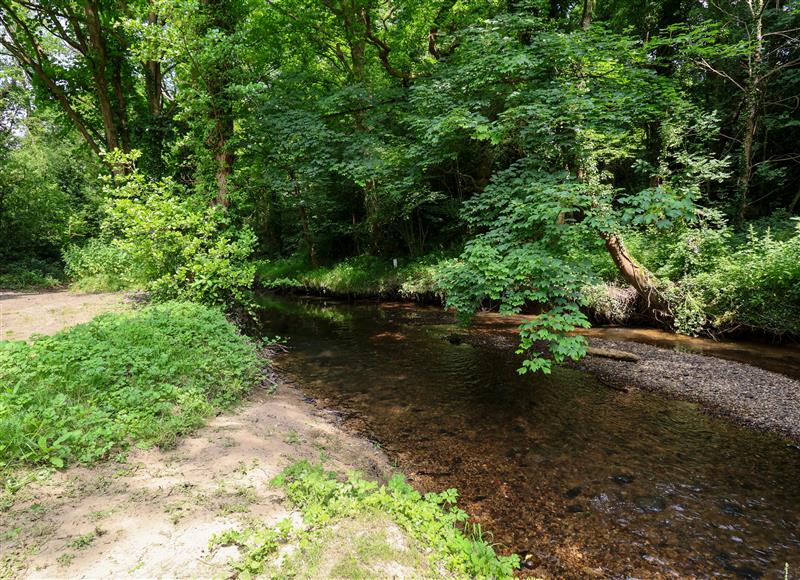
[[274, 517, 420, 580], [164, 502, 191, 525], [214, 484, 259, 516], [68, 527, 106, 549], [274, 462, 519, 578], [233, 459, 259, 476], [171, 482, 195, 494], [88, 508, 114, 522], [210, 518, 293, 577], [313, 442, 330, 463], [1, 469, 51, 510], [214, 462, 518, 579], [1, 526, 21, 541], [283, 430, 302, 446], [217, 502, 251, 516], [0, 302, 266, 472], [56, 553, 75, 567]]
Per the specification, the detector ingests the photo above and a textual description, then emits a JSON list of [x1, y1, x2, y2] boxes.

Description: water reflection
[[253, 295, 800, 578]]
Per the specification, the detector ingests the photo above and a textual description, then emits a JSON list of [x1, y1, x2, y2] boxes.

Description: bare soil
[[0, 290, 127, 341], [0, 385, 394, 579]]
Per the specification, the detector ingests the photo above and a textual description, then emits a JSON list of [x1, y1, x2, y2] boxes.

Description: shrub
[[623, 216, 800, 335], [0, 302, 264, 470], [65, 150, 257, 305], [681, 222, 800, 334], [63, 239, 133, 292], [0, 258, 63, 290]]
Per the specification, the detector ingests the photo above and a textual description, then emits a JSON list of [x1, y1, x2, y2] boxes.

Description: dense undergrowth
[[212, 461, 519, 579], [60, 151, 257, 305], [0, 302, 264, 471], [0, 258, 64, 291]]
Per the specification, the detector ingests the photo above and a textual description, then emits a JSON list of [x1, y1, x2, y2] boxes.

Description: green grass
[[211, 461, 519, 579], [255, 254, 451, 299], [0, 302, 265, 471]]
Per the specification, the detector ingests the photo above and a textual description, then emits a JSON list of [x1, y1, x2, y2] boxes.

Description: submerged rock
[[634, 495, 668, 513]]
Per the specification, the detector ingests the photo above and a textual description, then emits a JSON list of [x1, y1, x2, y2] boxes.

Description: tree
[[435, 15, 726, 371]]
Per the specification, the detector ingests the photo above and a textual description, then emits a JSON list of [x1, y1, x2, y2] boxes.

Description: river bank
[[0, 384, 399, 578], [573, 337, 800, 444], [0, 291, 517, 579]]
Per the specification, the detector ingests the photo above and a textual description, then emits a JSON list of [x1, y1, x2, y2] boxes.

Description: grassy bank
[[255, 254, 448, 301], [0, 301, 264, 471]]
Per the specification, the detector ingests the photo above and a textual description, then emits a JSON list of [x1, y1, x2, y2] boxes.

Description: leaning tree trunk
[[602, 232, 672, 320]]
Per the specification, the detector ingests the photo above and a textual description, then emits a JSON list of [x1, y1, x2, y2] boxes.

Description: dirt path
[[1, 385, 391, 579], [0, 290, 127, 341]]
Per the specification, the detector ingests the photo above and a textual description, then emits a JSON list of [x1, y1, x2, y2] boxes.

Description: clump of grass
[[0, 302, 264, 471], [211, 461, 519, 579], [68, 527, 106, 549]]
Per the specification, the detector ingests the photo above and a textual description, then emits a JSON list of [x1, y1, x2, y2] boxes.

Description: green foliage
[[213, 461, 519, 578], [0, 259, 63, 291], [211, 518, 294, 577], [3, 0, 799, 368], [273, 462, 519, 578], [619, 216, 800, 335], [0, 302, 264, 471], [66, 151, 257, 305], [63, 239, 132, 292], [0, 115, 102, 263]]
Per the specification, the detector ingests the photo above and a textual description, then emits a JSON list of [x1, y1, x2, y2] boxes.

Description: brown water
[[253, 295, 800, 579]]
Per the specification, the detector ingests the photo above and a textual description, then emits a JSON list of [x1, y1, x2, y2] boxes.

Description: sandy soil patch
[[0, 291, 127, 341], [0, 385, 391, 579]]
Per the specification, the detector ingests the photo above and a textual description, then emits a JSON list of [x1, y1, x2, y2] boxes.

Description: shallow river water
[[253, 295, 800, 578]]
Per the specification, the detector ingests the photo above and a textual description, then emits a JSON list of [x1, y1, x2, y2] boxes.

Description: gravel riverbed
[[574, 337, 800, 443]]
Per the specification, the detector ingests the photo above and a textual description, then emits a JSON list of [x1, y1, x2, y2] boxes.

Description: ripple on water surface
[[254, 295, 800, 578]]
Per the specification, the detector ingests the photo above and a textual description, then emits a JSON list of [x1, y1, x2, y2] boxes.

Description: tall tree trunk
[[83, 0, 131, 157], [213, 121, 234, 207], [290, 174, 317, 266], [84, 1, 121, 152], [580, 0, 594, 29], [736, 0, 765, 223], [143, 10, 163, 118], [298, 204, 318, 267], [200, 0, 236, 207]]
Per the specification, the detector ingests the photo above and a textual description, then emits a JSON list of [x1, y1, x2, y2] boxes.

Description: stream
[[253, 294, 800, 578]]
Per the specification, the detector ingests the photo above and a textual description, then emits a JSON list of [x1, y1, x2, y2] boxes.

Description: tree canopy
[[2, 0, 798, 369]]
